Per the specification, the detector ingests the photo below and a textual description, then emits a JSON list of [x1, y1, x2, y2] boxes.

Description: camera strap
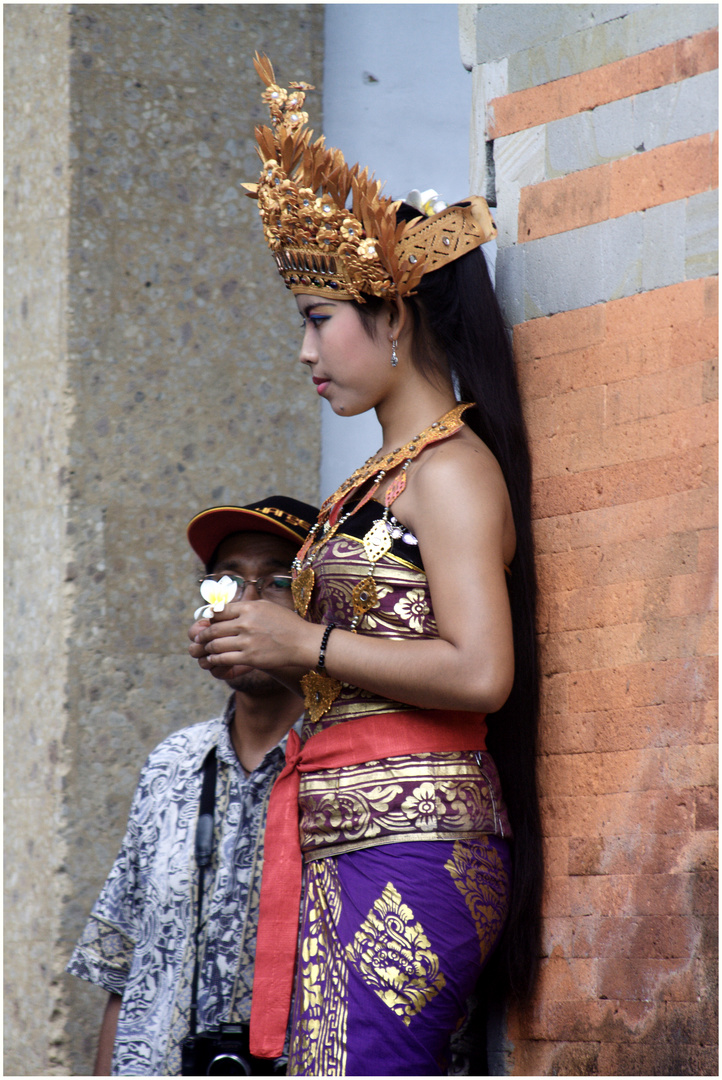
[[189, 745, 217, 1039]]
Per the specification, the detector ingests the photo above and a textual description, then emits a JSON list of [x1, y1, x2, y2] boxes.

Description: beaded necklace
[[295, 402, 472, 722]]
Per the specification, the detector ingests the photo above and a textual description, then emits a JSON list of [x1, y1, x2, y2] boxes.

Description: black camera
[[181, 1024, 282, 1075]]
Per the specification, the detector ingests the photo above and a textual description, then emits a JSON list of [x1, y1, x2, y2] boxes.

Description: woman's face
[[295, 294, 394, 416]]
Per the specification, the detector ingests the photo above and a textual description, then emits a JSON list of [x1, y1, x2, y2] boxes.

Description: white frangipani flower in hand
[[194, 575, 238, 619]]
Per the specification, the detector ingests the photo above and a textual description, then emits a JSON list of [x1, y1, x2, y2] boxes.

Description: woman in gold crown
[[190, 55, 542, 1076]]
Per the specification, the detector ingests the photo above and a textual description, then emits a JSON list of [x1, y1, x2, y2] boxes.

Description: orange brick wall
[[488, 29, 718, 139], [472, 9, 718, 1075], [518, 132, 719, 242]]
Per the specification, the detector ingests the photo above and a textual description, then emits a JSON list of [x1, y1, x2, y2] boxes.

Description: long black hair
[[355, 203, 543, 1004]]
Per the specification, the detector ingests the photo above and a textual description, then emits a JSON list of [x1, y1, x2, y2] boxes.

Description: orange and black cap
[[187, 496, 319, 566]]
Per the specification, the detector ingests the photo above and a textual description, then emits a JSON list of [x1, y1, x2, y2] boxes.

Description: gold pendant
[[301, 671, 343, 723], [292, 567, 315, 617], [351, 576, 378, 620], [362, 519, 392, 563]]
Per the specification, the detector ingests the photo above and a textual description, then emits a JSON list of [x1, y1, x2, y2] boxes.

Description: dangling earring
[[391, 339, 399, 368]]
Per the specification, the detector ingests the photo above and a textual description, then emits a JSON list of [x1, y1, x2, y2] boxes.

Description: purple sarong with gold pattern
[[288, 503, 513, 1074], [289, 838, 510, 1075]]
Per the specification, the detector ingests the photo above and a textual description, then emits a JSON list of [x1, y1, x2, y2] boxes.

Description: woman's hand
[[188, 614, 264, 685], [189, 599, 322, 674], [188, 616, 214, 671]]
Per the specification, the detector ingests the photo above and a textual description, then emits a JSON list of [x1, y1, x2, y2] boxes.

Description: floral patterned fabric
[[299, 751, 508, 860], [66, 700, 298, 1076], [300, 501, 511, 855]]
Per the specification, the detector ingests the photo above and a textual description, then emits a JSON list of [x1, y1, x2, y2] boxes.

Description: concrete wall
[[4, 5, 323, 1074], [321, 3, 474, 498], [464, 4, 718, 1074], [4, 4, 74, 1073]]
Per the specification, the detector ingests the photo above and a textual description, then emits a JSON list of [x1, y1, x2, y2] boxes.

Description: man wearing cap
[[66, 496, 318, 1076]]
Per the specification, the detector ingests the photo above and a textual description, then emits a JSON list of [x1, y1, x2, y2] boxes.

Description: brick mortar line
[[540, 748, 716, 763], [537, 568, 719, 593], [511, 277, 717, 337], [531, 456, 717, 519], [516, 328, 719, 383], [518, 133, 719, 243], [488, 28, 719, 139], [533, 515, 718, 553]]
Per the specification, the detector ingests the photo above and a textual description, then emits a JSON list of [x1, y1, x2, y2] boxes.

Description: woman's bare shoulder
[[395, 427, 516, 564], [415, 427, 508, 501]]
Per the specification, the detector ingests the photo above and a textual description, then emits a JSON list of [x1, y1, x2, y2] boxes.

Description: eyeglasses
[[197, 572, 294, 603]]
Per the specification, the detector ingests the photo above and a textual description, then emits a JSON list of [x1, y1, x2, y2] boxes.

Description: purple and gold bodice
[[298, 501, 511, 860]]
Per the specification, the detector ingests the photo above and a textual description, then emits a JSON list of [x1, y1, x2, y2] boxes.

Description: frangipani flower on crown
[[194, 575, 238, 619]]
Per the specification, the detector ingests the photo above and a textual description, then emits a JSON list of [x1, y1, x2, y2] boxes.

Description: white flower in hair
[[194, 575, 237, 619]]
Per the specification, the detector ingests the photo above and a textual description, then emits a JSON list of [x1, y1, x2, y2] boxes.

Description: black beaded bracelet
[[316, 622, 336, 671]]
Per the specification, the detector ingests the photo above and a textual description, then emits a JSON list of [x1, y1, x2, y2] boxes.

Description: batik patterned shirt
[[66, 699, 298, 1075]]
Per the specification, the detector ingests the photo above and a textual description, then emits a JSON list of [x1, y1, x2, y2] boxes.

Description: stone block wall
[[4, 5, 323, 1074], [465, 4, 718, 1074], [4, 4, 73, 1074]]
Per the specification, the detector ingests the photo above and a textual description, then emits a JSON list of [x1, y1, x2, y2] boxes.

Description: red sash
[[249, 708, 488, 1058]]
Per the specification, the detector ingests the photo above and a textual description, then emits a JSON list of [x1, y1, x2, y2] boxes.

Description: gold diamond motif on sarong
[[345, 881, 446, 1025]]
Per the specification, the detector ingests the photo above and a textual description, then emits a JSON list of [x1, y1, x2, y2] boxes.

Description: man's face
[[204, 530, 298, 694]]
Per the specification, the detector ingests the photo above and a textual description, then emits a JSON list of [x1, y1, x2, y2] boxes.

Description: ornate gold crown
[[243, 54, 497, 302]]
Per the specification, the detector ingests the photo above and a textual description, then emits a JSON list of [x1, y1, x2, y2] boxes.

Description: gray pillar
[[5, 4, 74, 1073], [4, 5, 323, 1073]]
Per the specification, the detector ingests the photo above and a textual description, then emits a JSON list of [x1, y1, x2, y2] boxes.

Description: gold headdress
[[243, 54, 497, 302]]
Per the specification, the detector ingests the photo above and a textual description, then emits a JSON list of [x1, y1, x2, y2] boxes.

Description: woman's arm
[[194, 440, 515, 713]]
